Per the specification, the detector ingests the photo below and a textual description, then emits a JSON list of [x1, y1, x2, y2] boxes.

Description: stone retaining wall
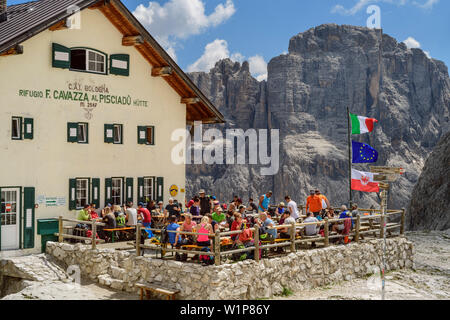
[[45, 237, 414, 300]]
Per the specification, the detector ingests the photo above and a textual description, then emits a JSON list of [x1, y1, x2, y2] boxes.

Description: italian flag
[[351, 169, 379, 192], [350, 113, 378, 134]]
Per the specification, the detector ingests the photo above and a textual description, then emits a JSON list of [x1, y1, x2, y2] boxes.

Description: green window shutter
[[156, 177, 164, 202], [137, 126, 147, 144], [67, 122, 78, 143], [110, 54, 130, 76], [153, 176, 157, 201], [84, 123, 89, 144], [104, 124, 114, 143], [23, 187, 35, 249], [126, 178, 134, 204], [138, 177, 144, 203], [52, 43, 71, 69], [23, 118, 34, 140], [91, 178, 100, 208], [150, 126, 155, 145], [105, 178, 112, 206], [69, 179, 76, 210]]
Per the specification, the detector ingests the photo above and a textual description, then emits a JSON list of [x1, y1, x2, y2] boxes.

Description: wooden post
[[254, 227, 260, 262], [214, 230, 221, 266], [290, 223, 296, 252], [400, 208, 405, 235], [92, 222, 97, 250], [355, 215, 360, 242], [136, 223, 141, 256], [58, 216, 63, 243], [380, 214, 385, 239], [324, 218, 329, 247]]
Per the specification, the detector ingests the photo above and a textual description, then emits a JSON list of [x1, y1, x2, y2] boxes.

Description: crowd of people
[[75, 188, 361, 261]]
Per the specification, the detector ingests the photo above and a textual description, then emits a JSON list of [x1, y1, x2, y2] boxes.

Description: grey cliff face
[[186, 24, 450, 213], [408, 132, 450, 231]]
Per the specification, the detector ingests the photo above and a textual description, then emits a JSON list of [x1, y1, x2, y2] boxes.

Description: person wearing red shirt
[[138, 202, 153, 238]]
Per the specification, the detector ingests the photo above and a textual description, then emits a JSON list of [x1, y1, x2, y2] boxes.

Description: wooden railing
[[54, 216, 106, 249], [134, 208, 406, 265]]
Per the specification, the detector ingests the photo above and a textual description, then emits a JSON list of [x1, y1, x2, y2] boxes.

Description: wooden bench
[[103, 227, 135, 242], [136, 282, 180, 300]]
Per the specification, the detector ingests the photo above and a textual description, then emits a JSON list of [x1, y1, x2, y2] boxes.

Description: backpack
[[199, 247, 214, 265], [116, 215, 126, 227]]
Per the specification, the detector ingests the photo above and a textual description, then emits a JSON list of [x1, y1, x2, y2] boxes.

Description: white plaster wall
[[0, 9, 187, 251]]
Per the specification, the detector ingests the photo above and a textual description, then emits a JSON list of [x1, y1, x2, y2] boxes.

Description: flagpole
[[347, 107, 353, 207]]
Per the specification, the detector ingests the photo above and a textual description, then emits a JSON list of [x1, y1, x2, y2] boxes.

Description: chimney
[[0, 0, 7, 23]]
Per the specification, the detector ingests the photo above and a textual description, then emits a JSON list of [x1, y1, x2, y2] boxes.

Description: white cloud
[[248, 55, 268, 81], [413, 0, 439, 9], [133, 0, 235, 59], [331, 0, 438, 15], [403, 37, 431, 58], [187, 40, 268, 81], [403, 36, 421, 49], [187, 39, 231, 73]]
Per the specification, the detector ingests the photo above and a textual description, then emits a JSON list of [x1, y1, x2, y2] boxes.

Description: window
[[78, 123, 88, 143], [111, 178, 123, 206], [137, 126, 155, 145], [143, 177, 155, 202], [11, 117, 21, 140], [70, 48, 106, 74], [104, 124, 122, 144], [1, 190, 18, 226], [76, 178, 89, 209], [114, 124, 122, 144], [68, 122, 88, 143], [11, 117, 33, 140]]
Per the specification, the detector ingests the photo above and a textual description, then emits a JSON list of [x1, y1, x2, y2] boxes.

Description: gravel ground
[[275, 230, 450, 300]]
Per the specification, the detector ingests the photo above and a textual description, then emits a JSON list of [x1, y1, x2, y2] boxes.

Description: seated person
[[166, 216, 181, 247], [332, 205, 351, 234], [100, 207, 116, 241], [230, 212, 243, 241], [196, 216, 213, 250], [212, 206, 226, 224], [179, 213, 196, 245], [303, 212, 320, 236], [260, 212, 277, 240], [77, 204, 91, 222], [278, 212, 293, 239], [277, 202, 286, 216], [156, 201, 165, 216], [225, 210, 234, 229], [189, 197, 201, 219], [165, 198, 181, 220]]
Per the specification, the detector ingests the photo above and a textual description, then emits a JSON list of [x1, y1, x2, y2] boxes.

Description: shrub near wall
[[46, 237, 414, 300]]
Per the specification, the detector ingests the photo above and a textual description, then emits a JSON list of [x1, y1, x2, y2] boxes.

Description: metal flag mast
[[347, 107, 353, 208]]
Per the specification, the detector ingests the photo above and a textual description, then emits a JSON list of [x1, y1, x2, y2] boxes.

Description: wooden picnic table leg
[[145, 289, 151, 300], [140, 288, 143, 300]]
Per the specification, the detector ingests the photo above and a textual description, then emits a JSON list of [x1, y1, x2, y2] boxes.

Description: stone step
[[97, 274, 125, 291], [0, 254, 69, 282]]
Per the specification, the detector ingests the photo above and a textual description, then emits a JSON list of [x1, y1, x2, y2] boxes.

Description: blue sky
[[9, 0, 450, 79]]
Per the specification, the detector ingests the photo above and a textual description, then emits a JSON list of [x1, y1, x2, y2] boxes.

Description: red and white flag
[[351, 169, 379, 192]]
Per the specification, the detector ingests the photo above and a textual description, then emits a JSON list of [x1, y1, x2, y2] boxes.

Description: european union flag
[[352, 140, 378, 163]]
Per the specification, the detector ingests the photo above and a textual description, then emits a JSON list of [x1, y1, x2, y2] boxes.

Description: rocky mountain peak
[[187, 25, 450, 216]]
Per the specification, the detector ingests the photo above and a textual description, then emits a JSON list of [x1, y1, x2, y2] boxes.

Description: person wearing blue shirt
[[258, 191, 272, 212], [166, 216, 180, 246], [260, 212, 277, 239], [338, 205, 354, 228]]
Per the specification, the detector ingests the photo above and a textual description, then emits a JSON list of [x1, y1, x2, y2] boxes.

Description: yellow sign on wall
[[169, 184, 178, 197]]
